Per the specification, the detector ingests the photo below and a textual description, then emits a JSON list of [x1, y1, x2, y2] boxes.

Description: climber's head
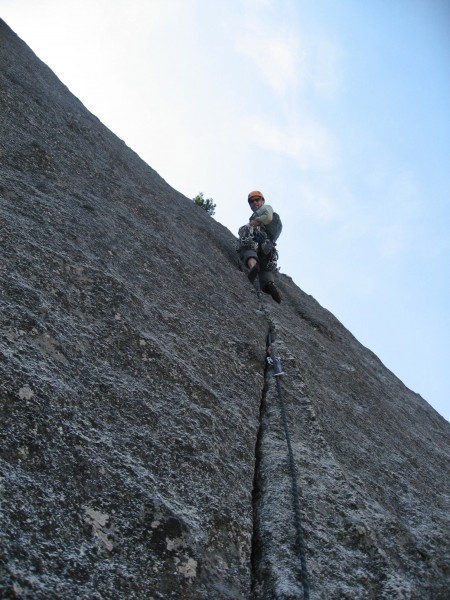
[[248, 191, 265, 207]]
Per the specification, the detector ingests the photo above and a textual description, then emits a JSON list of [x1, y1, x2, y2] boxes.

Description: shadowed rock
[[1, 19, 449, 599]]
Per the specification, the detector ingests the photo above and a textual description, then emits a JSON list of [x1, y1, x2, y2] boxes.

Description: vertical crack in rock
[[273, 376, 310, 600], [251, 321, 311, 599], [250, 365, 268, 599]]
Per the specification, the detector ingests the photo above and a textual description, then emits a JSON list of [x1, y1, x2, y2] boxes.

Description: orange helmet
[[248, 190, 264, 202]]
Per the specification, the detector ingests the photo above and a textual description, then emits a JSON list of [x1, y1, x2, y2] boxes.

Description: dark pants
[[240, 247, 274, 288], [238, 227, 277, 289]]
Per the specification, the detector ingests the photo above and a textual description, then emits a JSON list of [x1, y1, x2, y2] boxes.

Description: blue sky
[[2, 0, 449, 421]]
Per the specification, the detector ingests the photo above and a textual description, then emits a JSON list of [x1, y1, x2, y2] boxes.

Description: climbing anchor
[[266, 345, 285, 377]]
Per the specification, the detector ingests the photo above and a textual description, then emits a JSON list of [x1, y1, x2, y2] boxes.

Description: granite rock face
[[1, 20, 449, 599]]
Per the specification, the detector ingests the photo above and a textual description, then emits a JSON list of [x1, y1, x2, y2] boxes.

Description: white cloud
[[311, 36, 343, 99], [289, 181, 341, 221], [360, 167, 423, 260], [233, 2, 343, 100], [235, 31, 300, 96], [247, 115, 337, 171]]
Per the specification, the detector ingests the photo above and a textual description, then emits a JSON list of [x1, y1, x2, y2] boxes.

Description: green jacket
[[250, 204, 273, 226]]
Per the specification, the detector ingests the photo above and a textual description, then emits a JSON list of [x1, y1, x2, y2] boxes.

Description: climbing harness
[[267, 330, 310, 599], [236, 226, 279, 272]]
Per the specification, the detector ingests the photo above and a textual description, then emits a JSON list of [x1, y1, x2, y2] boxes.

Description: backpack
[[265, 212, 282, 241]]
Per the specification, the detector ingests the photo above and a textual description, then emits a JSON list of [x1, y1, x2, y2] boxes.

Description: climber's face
[[248, 198, 264, 210]]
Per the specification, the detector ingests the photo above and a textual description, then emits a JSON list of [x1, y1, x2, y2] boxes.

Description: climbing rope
[[267, 330, 310, 600]]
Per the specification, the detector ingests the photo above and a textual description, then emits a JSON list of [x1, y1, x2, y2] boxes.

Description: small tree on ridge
[[193, 192, 216, 216]]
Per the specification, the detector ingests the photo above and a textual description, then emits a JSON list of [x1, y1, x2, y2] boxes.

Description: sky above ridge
[[2, 0, 449, 422]]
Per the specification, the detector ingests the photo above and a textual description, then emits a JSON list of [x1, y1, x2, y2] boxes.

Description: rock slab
[[1, 20, 449, 599]]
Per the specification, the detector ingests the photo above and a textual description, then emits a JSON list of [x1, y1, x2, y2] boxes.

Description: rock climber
[[237, 190, 282, 303]]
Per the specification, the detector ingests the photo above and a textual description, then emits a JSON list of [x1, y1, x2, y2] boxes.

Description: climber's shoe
[[264, 281, 282, 304], [248, 263, 260, 284]]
